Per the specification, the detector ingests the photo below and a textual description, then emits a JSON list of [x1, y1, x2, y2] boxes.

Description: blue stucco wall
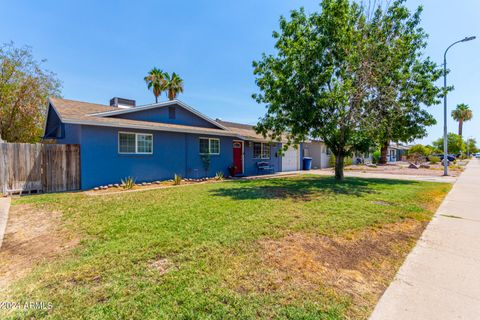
[[242, 142, 282, 176], [75, 125, 236, 189], [80, 126, 183, 189], [111, 103, 220, 129], [44, 106, 62, 139], [58, 124, 82, 144]]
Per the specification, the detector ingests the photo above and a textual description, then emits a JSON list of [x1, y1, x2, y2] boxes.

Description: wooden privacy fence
[[0, 143, 80, 195]]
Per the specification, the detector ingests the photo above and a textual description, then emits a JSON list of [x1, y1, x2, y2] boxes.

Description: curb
[[0, 197, 11, 250]]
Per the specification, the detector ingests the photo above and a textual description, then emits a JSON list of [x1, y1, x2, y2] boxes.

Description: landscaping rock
[[114, 184, 119, 188], [108, 184, 113, 187], [408, 163, 419, 169], [93, 187, 99, 191]]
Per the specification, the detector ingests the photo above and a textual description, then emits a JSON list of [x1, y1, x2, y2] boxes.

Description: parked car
[[433, 154, 456, 162]]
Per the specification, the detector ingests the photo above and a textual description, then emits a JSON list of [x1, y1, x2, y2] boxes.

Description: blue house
[[43, 97, 303, 190]]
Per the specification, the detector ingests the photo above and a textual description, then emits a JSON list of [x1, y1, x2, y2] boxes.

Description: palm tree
[[451, 103, 473, 137], [144, 68, 166, 103], [164, 72, 184, 100]]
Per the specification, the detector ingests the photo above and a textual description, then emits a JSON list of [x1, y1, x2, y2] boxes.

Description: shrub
[[121, 177, 136, 190], [215, 171, 224, 180], [429, 156, 440, 164], [372, 150, 381, 164], [407, 144, 428, 156], [173, 174, 182, 185]]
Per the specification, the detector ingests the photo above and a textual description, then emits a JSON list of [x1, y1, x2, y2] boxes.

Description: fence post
[[0, 143, 6, 195]]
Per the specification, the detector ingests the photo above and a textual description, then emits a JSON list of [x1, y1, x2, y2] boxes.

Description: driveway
[[370, 159, 480, 319]]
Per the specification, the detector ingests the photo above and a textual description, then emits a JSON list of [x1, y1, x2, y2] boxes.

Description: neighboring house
[[43, 97, 303, 189], [387, 143, 410, 162], [302, 140, 332, 169]]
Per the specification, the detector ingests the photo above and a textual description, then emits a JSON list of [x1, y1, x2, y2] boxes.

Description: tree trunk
[[379, 140, 389, 165], [334, 152, 345, 180], [459, 119, 463, 137], [155, 95, 158, 103]]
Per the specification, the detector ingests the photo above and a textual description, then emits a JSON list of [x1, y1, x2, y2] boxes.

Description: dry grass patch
[[233, 219, 425, 319], [0, 204, 79, 292], [149, 257, 177, 275], [418, 189, 449, 212]]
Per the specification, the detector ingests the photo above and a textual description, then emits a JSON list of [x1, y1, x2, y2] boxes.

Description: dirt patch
[[372, 200, 395, 206], [234, 220, 425, 318], [150, 257, 176, 275], [0, 204, 79, 291]]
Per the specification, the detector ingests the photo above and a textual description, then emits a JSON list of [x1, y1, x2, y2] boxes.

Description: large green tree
[[253, 0, 374, 180], [365, 1, 442, 164], [466, 137, 478, 155], [451, 103, 473, 137], [0, 42, 61, 142], [432, 133, 465, 155]]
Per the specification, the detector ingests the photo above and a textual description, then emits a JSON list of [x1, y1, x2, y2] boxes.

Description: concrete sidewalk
[[0, 197, 11, 249], [370, 159, 480, 319]]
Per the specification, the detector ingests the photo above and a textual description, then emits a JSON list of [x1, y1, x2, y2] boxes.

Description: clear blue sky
[[1, 0, 479, 145]]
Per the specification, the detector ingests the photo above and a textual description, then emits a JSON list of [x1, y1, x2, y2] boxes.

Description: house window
[[199, 138, 220, 155], [168, 106, 176, 119], [119, 133, 136, 153], [118, 132, 153, 154], [137, 134, 153, 153], [253, 143, 271, 159]]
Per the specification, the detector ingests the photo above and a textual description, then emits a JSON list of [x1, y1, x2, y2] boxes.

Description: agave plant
[[173, 174, 182, 185], [121, 176, 136, 190], [215, 171, 224, 180]]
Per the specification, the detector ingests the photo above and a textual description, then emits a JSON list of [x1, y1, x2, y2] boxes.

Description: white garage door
[[282, 146, 300, 171]]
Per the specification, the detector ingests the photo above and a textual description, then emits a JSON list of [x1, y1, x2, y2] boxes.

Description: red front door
[[233, 141, 243, 175]]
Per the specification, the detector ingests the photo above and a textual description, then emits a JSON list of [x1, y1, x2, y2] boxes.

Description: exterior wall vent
[[110, 97, 136, 109]]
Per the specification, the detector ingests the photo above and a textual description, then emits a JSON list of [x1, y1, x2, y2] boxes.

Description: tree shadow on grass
[[210, 176, 418, 201]]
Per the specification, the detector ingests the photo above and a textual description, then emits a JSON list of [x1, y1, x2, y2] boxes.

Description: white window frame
[[199, 137, 220, 155], [118, 131, 153, 155], [253, 142, 271, 160]]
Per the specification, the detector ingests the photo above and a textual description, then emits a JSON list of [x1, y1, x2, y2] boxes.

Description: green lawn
[[1, 176, 450, 319]]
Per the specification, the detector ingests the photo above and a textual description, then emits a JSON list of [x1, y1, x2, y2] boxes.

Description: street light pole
[[443, 36, 476, 176]]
